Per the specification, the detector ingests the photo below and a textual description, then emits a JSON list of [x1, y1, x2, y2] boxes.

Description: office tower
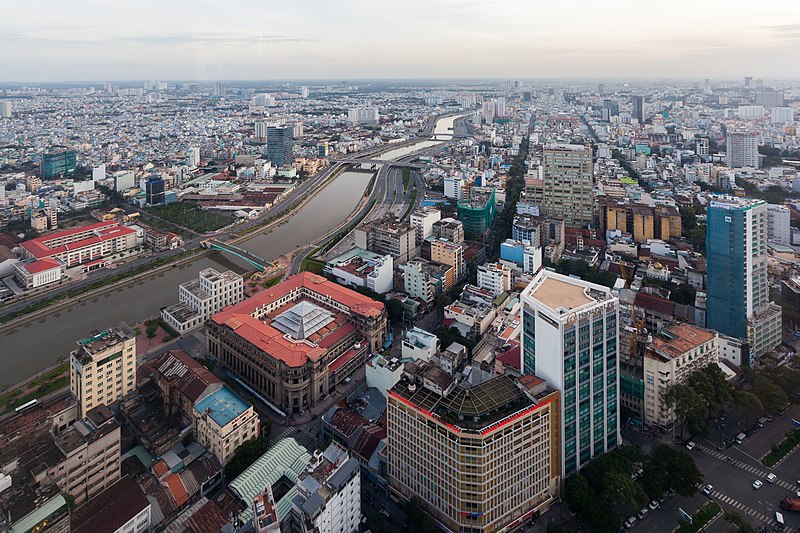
[[771, 107, 795, 124], [266, 124, 293, 166], [145, 176, 165, 205], [703, 78, 711, 94], [347, 107, 379, 125], [388, 372, 560, 532], [533, 144, 594, 227], [726, 131, 760, 168], [70, 324, 137, 417], [744, 76, 752, 88], [41, 149, 77, 179], [0, 101, 10, 118], [254, 120, 267, 142], [292, 121, 303, 138], [186, 146, 200, 167], [521, 270, 620, 476], [706, 197, 782, 363], [754, 78, 764, 88], [631, 95, 644, 123], [213, 81, 227, 97], [522, 91, 532, 102], [755, 89, 784, 107], [694, 137, 710, 159], [601, 99, 619, 121]]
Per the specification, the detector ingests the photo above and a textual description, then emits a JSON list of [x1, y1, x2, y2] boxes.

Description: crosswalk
[[709, 489, 782, 530], [268, 425, 320, 446], [696, 443, 798, 491]]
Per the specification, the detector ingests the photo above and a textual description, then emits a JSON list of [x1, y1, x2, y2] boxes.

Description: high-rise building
[[254, 120, 268, 142], [726, 131, 760, 168], [457, 188, 496, 237], [767, 203, 792, 245], [744, 76, 753, 88], [0, 100, 11, 118], [70, 324, 137, 417], [706, 197, 782, 362], [300, 86, 309, 98], [755, 89, 784, 107], [631, 95, 644, 123], [354, 219, 416, 263], [476, 262, 512, 296], [347, 107, 379, 125], [388, 372, 560, 532], [533, 144, 594, 227], [213, 81, 227, 97], [601, 99, 619, 121], [409, 206, 441, 243], [145, 176, 165, 205], [521, 270, 620, 476], [431, 217, 465, 244], [41, 149, 77, 179], [266, 125, 293, 166], [771, 107, 795, 124]]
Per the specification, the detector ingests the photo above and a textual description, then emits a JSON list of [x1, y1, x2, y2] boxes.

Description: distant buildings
[[207, 272, 387, 415], [631, 95, 644, 123], [706, 197, 781, 362], [767, 203, 791, 245], [347, 107, 379, 125], [19, 220, 143, 267], [726, 131, 760, 168], [531, 144, 594, 227], [161, 268, 244, 334], [70, 323, 137, 417], [41, 149, 77, 179], [387, 371, 560, 532], [521, 270, 620, 476], [266, 125, 293, 166]]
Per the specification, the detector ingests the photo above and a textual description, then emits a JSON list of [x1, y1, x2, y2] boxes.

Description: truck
[[781, 497, 800, 512]]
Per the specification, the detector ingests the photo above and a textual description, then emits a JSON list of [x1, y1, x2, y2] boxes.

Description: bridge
[[331, 158, 425, 170], [202, 239, 276, 272]]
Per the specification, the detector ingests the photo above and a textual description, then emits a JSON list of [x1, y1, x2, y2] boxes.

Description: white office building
[[767, 204, 792, 245], [477, 262, 512, 296], [409, 207, 441, 243], [161, 268, 244, 333], [521, 270, 620, 476], [401, 326, 440, 361]]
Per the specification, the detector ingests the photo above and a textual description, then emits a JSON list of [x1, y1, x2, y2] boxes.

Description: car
[[624, 517, 637, 529], [637, 508, 648, 519], [686, 441, 696, 450], [702, 484, 714, 495], [753, 480, 763, 490], [796, 490, 800, 498], [668, 488, 676, 497], [649, 500, 660, 511], [766, 473, 777, 483]]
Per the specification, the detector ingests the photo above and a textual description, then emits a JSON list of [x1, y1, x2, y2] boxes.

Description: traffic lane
[[738, 404, 800, 459], [630, 490, 708, 533]]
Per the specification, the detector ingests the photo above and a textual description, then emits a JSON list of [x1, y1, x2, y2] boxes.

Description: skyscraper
[[521, 270, 620, 476], [631, 95, 644, 123], [213, 81, 227, 97], [706, 197, 782, 364], [532, 144, 594, 227], [266, 124, 293, 166], [146, 176, 165, 205], [0, 101, 11, 118], [601, 99, 619, 121], [726, 131, 760, 168], [347, 107, 379, 125], [41, 149, 77, 179]]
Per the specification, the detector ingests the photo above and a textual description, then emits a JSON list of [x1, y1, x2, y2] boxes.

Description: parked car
[[649, 500, 660, 511], [702, 484, 714, 495], [686, 441, 696, 450], [637, 508, 648, 519], [624, 517, 637, 529], [753, 480, 763, 490]]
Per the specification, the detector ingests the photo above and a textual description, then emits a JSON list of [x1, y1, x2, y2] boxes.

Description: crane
[[619, 261, 647, 361]]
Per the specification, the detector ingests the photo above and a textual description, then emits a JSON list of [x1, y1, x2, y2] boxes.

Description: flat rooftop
[[524, 271, 611, 314], [194, 386, 250, 428]]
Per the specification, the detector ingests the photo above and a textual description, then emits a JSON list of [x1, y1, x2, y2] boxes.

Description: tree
[[670, 283, 697, 306], [602, 471, 648, 514], [225, 437, 268, 482], [749, 373, 788, 413], [688, 364, 732, 414], [724, 510, 757, 533], [735, 390, 765, 429], [643, 445, 702, 498], [564, 474, 620, 533], [664, 384, 708, 437]]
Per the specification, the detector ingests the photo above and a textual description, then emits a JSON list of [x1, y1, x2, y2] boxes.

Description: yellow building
[[192, 385, 261, 465], [430, 238, 464, 287], [70, 324, 137, 418]]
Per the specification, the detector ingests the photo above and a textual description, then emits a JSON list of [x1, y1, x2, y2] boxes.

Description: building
[[477, 262, 512, 296], [444, 284, 497, 339], [601, 99, 619, 122], [267, 125, 294, 166], [286, 443, 361, 533], [252, 487, 280, 533], [771, 107, 795, 124], [432, 217, 465, 244], [726, 132, 760, 168], [755, 89, 784, 107], [400, 259, 450, 304], [643, 324, 718, 429], [430, 238, 465, 281], [355, 219, 416, 263], [323, 246, 394, 294], [194, 386, 261, 465], [409, 207, 441, 243], [521, 270, 620, 476], [534, 144, 594, 227], [632, 95, 644, 123], [146, 176, 165, 205], [767, 204, 791, 245], [41, 149, 77, 179], [706, 197, 781, 360], [13, 257, 66, 289], [70, 324, 137, 417], [347, 107, 379, 125], [19, 220, 142, 267], [161, 268, 244, 333], [457, 188, 496, 237], [387, 372, 560, 532], [70, 475, 151, 533], [207, 272, 387, 415], [0, 100, 11, 118], [401, 327, 439, 361], [601, 201, 681, 243]]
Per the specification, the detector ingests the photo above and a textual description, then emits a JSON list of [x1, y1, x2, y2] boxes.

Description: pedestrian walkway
[[696, 443, 796, 491], [268, 424, 320, 446], [709, 489, 783, 531]]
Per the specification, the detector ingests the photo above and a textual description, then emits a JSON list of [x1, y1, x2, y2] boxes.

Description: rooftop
[[648, 323, 716, 362], [70, 476, 149, 533], [75, 324, 134, 358], [194, 386, 251, 428], [524, 270, 611, 315]]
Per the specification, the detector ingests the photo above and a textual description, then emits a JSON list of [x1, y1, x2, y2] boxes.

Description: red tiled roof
[[166, 473, 189, 507], [328, 347, 359, 373], [635, 292, 675, 315], [21, 257, 63, 274], [21, 221, 135, 259], [496, 343, 521, 371], [153, 460, 169, 478]]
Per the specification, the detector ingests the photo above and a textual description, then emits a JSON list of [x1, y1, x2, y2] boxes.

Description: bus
[[14, 399, 38, 413]]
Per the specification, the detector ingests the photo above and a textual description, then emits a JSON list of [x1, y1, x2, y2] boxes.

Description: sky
[[3, 0, 800, 82]]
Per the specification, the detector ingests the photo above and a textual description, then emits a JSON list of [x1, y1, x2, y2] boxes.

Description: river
[[0, 114, 461, 388]]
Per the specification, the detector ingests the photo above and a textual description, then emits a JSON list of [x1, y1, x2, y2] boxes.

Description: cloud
[[1, 32, 315, 47]]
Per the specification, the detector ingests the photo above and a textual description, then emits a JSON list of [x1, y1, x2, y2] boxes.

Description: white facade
[[366, 354, 404, 398], [767, 204, 791, 245], [162, 268, 244, 333], [325, 248, 394, 294], [443, 175, 464, 200], [401, 327, 439, 361], [520, 270, 620, 476], [737, 106, 765, 120], [347, 107, 379, 125], [477, 263, 512, 296], [13, 259, 65, 289], [523, 245, 543, 274], [771, 107, 794, 124], [718, 334, 747, 367], [0, 101, 11, 118], [726, 132, 760, 168], [410, 207, 441, 243], [115, 504, 151, 533]]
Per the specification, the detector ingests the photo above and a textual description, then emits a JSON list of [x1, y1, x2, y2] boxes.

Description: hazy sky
[[3, 0, 800, 81]]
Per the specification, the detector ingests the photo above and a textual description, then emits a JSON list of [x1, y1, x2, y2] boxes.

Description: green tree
[[688, 364, 732, 414], [735, 390, 765, 428], [224, 437, 268, 482], [664, 384, 708, 437], [749, 373, 788, 413], [602, 471, 648, 514], [724, 510, 757, 533]]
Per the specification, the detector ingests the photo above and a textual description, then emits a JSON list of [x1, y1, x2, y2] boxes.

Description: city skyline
[[3, 0, 800, 81]]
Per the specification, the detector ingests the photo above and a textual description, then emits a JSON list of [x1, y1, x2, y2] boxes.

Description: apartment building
[[71, 323, 137, 417], [388, 372, 560, 532], [410, 206, 442, 243], [430, 238, 465, 282], [355, 219, 416, 263], [531, 144, 594, 227], [400, 259, 451, 304], [432, 217, 465, 244], [477, 262, 512, 296], [162, 268, 244, 333], [193, 386, 260, 465]]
